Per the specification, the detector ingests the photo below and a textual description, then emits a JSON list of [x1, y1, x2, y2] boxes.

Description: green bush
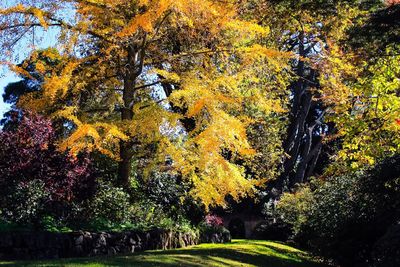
[[87, 183, 131, 224], [275, 186, 315, 236], [199, 223, 231, 243], [1, 179, 49, 224], [274, 155, 400, 266], [140, 172, 205, 225], [39, 215, 72, 232], [0, 218, 32, 232]]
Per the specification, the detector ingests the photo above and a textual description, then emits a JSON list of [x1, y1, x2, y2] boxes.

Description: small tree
[[0, 112, 93, 223]]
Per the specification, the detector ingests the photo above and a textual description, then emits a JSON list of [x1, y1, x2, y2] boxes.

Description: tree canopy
[[1, 0, 399, 209], [0, 0, 291, 208]]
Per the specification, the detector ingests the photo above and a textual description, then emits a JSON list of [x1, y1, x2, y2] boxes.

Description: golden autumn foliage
[[2, 0, 395, 208], [0, 0, 290, 208]]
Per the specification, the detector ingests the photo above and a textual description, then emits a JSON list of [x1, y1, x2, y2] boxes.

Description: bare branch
[[134, 81, 161, 91]]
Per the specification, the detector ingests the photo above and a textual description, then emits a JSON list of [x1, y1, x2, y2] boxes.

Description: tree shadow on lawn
[[0, 240, 327, 267]]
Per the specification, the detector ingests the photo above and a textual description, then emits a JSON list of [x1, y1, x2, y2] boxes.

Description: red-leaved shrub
[[0, 112, 93, 203], [205, 214, 224, 227]]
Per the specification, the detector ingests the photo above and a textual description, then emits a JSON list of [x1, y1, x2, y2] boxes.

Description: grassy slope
[[0, 239, 327, 267]]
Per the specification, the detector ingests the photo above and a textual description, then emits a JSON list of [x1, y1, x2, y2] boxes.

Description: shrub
[[139, 171, 205, 225], [205, 214, 223, 227], [199, 215, 231, 243], [274, 155, 400, 266], [0, 112, 93, 226], [1, 180, 49, 224], [87, 183, 131, 224], [251, 220, 292, 241], [199, 223, 231, 244], [275, 186, 315, 236], [113, 168, 205, 230]]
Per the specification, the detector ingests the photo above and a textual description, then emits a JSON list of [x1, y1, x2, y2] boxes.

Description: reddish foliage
[[0, 112, 93, 202], [205, 214, 224, 227], [385, 0, 400, 6]]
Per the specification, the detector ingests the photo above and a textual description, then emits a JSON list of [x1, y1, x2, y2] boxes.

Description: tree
[[349, 3, 400, 55], [244, 0, 383, 194], [0, 111, 93, 222], [326, 2, 400, 173], [0, 0, 287, 207], [1, 48, 61, 129]]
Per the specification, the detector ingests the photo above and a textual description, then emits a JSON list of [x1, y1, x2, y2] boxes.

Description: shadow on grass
[[0, 240, 327, 267]]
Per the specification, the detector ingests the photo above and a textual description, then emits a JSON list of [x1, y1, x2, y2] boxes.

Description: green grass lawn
[[0, 239, 327, 267]]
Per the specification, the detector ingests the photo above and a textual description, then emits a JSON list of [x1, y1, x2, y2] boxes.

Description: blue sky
[[0, 1, 65, 118], [0, 29, 59, 119], [0, 75, 14, 117]]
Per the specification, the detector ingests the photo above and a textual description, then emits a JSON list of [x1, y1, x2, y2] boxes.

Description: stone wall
[[199, 226, 231, 244], [0, 229, 199, 260]]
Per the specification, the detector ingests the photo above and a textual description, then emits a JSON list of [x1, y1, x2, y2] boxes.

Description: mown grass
[[0, 239, 327, 267]]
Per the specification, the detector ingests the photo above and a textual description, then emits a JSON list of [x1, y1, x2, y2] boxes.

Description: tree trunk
[[117, 43, 144, 187], [271, 31, 327, 194], [118, 142, 133, 187], [118, 75, 135, 187]]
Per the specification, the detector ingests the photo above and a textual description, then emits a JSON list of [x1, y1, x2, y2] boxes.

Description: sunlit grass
[[0, 239, 327, 267]]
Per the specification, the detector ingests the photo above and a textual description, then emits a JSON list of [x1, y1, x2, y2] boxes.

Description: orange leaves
[[118, 12, 153, 35], [40, 49, 62, 60], [0, 4, 25, 15], [171, 0, 236, 40], [30, 8, 48, 29], [168, 120, 256, 208], [53, 106, 81, 126], [242, 44, 293, 60], [151, 68, 181, 83], [186, 94, 238, 118], [190, 162, 254, 209], [385, 0, 400, 6], [225, 20, 270, 45], [163, 39, 289, 206], [8, 64, 34, 80], [17, 93, 48, 112], [35, 61, 46, 74], [117, 0, 173, 36], [0, 4, 49, 29], [194, 113, 254, 157], [165, 63, 266, 207], [0, 0, 290, 208], [187, 98, 206, 117], [128, 102, 177, 142], [58, 121, 128, 159], [42, 61, 78, 102]]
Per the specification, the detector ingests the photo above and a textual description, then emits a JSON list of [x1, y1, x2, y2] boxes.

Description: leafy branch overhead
[[0, 0, 290, 208], [1, 0, 399, 209]]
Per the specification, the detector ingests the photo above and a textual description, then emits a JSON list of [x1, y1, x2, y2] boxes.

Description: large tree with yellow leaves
[[0, 0, 290, 207]]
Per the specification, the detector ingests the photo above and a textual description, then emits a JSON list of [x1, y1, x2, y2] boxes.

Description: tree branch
[[134, 81, 161, 91]]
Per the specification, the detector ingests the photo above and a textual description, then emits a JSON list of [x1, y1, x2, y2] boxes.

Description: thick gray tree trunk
[[274, 31, 325, 193]]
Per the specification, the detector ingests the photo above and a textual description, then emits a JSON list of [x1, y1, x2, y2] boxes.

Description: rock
[[94, 234, 107, 248], [74, 235, 84, 246], [0, 229, 201, 260], [107, 247, 117, 256], [129, 237, 136, 245]]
